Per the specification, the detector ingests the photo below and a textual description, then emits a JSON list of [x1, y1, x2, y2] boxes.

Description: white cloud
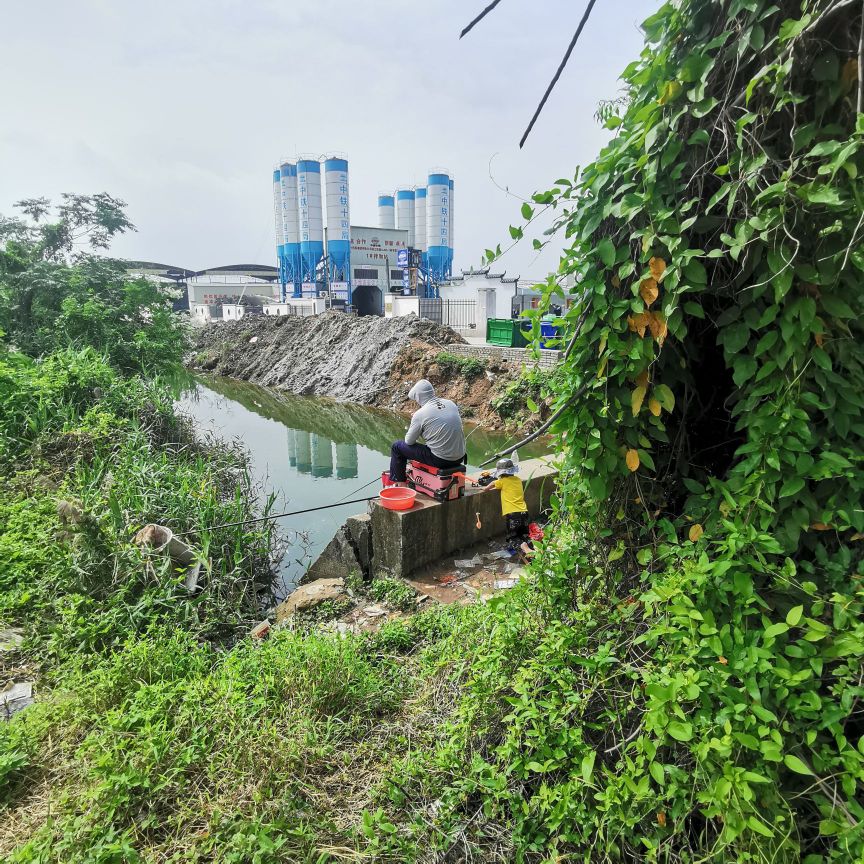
[[0, 0, 656, 276]]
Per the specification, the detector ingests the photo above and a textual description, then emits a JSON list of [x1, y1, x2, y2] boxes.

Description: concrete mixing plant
[[272, 155, 454, 309]]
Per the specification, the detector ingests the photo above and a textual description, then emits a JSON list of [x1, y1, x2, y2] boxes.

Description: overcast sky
[[1, 0, 656, 279]]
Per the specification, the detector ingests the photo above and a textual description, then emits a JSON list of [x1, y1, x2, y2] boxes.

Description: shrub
[[435, 351, 485, 379]]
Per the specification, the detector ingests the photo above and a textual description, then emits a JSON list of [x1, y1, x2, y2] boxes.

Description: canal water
[[178, 376, 546, 590]]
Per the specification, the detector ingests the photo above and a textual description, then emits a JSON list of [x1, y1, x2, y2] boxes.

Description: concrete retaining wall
[[445, 343, 562, 369], [306, 457, 558, 583]]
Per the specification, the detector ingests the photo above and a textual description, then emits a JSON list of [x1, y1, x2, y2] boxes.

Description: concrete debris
[[249, 620, 271, 640], [454, 555, 483, 569], [485, 550, 511, 561], [2, 682, 33, 719], [502, 562, 515, 574], [494, 577, 520, 590], [274, 578, 347, 622], [249, 336, 259, 344], [133, 523, 201, 591], [362, 605, 388, 617], [0, 628, 24, 652]]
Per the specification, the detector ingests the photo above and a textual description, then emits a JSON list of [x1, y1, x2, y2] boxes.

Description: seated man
[[389, 379, 466, 484]]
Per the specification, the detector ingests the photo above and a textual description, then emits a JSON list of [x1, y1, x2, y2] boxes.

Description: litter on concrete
[[454, 555, 483, 569], [2, 682, 34, 719], [485, 550, 512, 561]]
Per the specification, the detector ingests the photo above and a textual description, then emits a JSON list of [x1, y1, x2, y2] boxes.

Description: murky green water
[[178, 376, 546, 589]]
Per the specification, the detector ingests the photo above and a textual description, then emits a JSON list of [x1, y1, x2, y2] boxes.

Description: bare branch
[[460, 0, 505, 39], [520, 0, 599, 148]]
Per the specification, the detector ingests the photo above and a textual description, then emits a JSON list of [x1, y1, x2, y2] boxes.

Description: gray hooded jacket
[[405, 379, 466, 462]]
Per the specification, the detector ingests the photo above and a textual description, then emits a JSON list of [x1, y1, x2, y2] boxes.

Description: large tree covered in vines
[[411, 1, 864, 861]]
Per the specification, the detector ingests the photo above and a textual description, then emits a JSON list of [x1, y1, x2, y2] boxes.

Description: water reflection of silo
[[311, 434, 334, 478], [295, 430, 312, 475], [287, 429, 297, 467], [335, 442, 359, 479]]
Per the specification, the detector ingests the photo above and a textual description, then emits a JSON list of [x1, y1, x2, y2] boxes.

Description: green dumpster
[[486, 318, 529, 347]]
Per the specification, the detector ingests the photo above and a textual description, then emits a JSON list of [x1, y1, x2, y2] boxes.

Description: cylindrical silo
[[414, 187, 427, 252], [396, 189, 415, 248], [273, 169, 286, 290], [324, 157, 351, 303], [426, 171, 451, 285], [378, 194, 395, 229], [448, 177, 455, 277], [280, 162, 301, 298], [297, 159, 324, 295]]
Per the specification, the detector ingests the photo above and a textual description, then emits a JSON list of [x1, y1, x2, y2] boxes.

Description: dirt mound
[[380, 341, 503, 421], [189, 312, 465, 404]]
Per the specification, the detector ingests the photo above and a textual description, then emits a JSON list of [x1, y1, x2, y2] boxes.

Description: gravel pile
[[190, 311, 465, 404]]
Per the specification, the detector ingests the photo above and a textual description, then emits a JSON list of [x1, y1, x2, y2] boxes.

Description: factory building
[[272, 154, 454, 311]]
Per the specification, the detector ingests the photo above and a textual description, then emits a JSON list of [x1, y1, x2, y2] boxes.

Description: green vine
[[445, 1, 864, 859]]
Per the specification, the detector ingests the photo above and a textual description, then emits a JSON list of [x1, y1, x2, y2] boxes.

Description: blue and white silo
[[323, 157, 351, 304], [396, 189, 415, 248], [414, 186, 428, 274], [279, 162, 301, 299], [426, 171, 451, 288], [273, 169, 286, 290], [448, 177, 455, 276], [297, 159, 324, 296], [378, 194, 395, 229]]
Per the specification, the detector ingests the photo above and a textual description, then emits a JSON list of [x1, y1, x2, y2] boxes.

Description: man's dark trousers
[[389, 440, 465, 482]]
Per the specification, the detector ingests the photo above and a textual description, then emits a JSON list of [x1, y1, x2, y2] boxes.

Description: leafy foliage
[[0, 195, 186, 373], [435, 350, 487, 378], [367, 1, 864, 861]]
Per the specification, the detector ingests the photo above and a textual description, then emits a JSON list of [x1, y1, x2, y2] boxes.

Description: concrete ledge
[[445, 343, 562, 369], [371, 456, 558, 578]]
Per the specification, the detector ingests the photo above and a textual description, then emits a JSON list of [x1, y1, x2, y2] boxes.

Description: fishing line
[[174, 496, 378, 536]]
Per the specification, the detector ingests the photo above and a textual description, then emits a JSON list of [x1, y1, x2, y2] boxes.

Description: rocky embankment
[[189, 312, 542, 430]]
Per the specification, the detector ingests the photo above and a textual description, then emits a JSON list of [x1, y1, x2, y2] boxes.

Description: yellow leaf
[[649, 257, 667, 280], [598, 335, 607, 355], [640, 277, 659, 307], [658, 80, 682, 105], [636, 369, 649, 388], [628, 312, 650, 338], [632, 385, 647, 416], [850, 532, 864, 542], [688, 524, 704, 542], [611, 275, 621, 289], [625, 449, 640, 472], [657, 811, 667, 828], [810, 522, 831, 531], [814, 332, 824, 348], [648, 397, 662, 416], [718, 656, 728, 665], [648, 312, 668, 346]]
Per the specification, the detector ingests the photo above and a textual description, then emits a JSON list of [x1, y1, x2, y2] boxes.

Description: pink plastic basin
[[379, 487, 417, 511]]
